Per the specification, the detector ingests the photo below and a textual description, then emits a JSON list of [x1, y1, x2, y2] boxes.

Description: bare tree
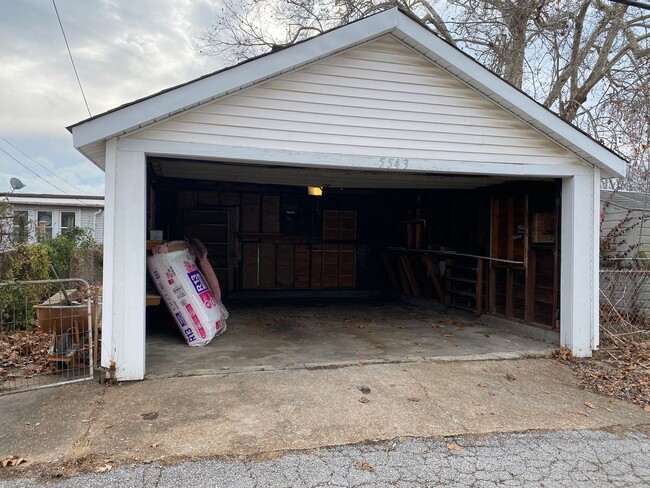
[[198, 0, 650, 187]]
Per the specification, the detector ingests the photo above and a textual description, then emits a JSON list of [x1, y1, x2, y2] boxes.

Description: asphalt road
[[3, 429, 650, 487]]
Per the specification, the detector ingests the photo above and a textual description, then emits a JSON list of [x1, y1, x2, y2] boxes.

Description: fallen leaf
[[358, 386, 371, 395], [478, 383, 487, 388], [583, 402, 596, 409], [358, 397, 369, 404], [1, 455, 26, 468], [151, 442, 158, 448], [407, 397, 421, 402], [505, 373, 516, 382], [577, 411, 589, 417], [644, 406, 650, 413], [355, 460, 373, 471], [446, 443, 462, 451], [442, 333, 454, 338], [95, 464, 112, 473], [604, 407, 613, 413]]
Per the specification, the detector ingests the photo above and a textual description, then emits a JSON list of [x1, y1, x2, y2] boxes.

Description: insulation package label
[[147, 249, 227, 346]]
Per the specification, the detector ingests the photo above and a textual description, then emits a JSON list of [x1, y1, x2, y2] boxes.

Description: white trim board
[[120, 139, 594, 177]]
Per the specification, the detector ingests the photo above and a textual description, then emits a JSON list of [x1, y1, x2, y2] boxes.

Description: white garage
[[69, 8, 625, 380]]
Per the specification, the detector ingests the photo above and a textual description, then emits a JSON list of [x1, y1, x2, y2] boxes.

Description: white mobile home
[[2, 193, 104, 244]]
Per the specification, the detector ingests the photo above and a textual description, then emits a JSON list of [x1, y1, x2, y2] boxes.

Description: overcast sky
[[0, 0, 225, 196]]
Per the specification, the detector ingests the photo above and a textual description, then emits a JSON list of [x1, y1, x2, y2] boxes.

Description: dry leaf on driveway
[[407, 396, 421, 402], [355, 460, 373, 471], [95, 464, 112, 473], [478, 383, 487, 388], [446, 443, 462, 451], [583, 401, 596, 409], [1, 456, 26, 468], [644, 406, 650, 413], [358, 397, 370, 404]]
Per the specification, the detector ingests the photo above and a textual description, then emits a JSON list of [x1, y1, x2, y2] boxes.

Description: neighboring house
[[69, 8, 626, 380], [0, 193, 105, 244], [601, 190, 650, 258]]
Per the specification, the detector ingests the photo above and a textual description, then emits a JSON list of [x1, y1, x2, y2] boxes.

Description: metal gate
[[0, 279, 96, 394]]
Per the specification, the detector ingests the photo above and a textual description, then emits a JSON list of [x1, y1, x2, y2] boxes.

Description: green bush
[[0, 229, 101, 331], [42, 227, 98, 279]]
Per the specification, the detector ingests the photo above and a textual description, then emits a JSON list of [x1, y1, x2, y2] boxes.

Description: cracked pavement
[[3, 429, 650, 487]]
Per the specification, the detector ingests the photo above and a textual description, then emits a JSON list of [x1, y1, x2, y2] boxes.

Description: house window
[[37, 211, 53, 239], [12, 210, 29, 243], [61, 211, 76, 233]]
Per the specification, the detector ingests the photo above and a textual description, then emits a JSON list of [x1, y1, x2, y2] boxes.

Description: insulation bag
[[147, 248, 227, 346]]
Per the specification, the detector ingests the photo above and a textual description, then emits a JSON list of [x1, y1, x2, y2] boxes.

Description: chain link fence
[[600, 259, 650, 342], [0, 279, 98, 394]]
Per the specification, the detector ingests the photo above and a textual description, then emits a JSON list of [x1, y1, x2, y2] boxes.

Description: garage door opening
[[144, 158, 560, 376]]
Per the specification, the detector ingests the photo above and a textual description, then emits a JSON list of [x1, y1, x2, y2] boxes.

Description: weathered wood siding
[[129, 35, 583, 169]]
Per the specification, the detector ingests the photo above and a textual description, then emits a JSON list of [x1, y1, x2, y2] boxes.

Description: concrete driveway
[[1, 358, 648, 478]]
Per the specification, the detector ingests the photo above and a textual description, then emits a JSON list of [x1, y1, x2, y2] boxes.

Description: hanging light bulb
[[307, 186, 323, 196]]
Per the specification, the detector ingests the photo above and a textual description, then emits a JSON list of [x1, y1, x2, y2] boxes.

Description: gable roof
[[601, 190, 650, 212], [69, 8, 626, 178], [0, 193, 104, 208]]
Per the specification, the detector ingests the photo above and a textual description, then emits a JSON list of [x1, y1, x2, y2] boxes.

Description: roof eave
[[391, 13, 626, 178]]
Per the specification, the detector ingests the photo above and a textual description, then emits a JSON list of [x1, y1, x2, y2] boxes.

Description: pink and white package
[[147, 248, 227, 346]]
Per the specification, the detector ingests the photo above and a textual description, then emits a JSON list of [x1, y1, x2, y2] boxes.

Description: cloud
[[0, 0, 225, 196]]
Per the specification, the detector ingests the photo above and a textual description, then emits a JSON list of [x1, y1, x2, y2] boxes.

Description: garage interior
[[144, 157, 561, 376]]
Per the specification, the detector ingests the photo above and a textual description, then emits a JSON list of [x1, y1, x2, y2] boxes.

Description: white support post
[[101, 142, 147, 380], [101, 139, 117, 371], [560, 171, 599, 356]]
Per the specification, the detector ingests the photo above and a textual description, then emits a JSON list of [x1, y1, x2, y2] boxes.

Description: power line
[[0, 137, 89, 195], [52, 0, 92, 118], [610, 0, 650, 9], [0, 145, 75, 196]]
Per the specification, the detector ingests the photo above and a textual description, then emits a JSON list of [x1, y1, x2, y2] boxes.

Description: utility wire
[[610, 0, 650, 9], [0, 146, 81, 197], [0, 137, 89, 195], [52, 0, 92, 118]]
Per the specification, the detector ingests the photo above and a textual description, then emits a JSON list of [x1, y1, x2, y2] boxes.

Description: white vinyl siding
[[601, 206, 650, 256], [130, 35, 583, 169], [81, 208, 104, 243]]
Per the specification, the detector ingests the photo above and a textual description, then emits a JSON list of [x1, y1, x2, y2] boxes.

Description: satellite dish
[[10, 177, 25, 191]]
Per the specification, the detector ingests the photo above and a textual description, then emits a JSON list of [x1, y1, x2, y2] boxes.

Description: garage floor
[[145, 298, 557, 377]]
